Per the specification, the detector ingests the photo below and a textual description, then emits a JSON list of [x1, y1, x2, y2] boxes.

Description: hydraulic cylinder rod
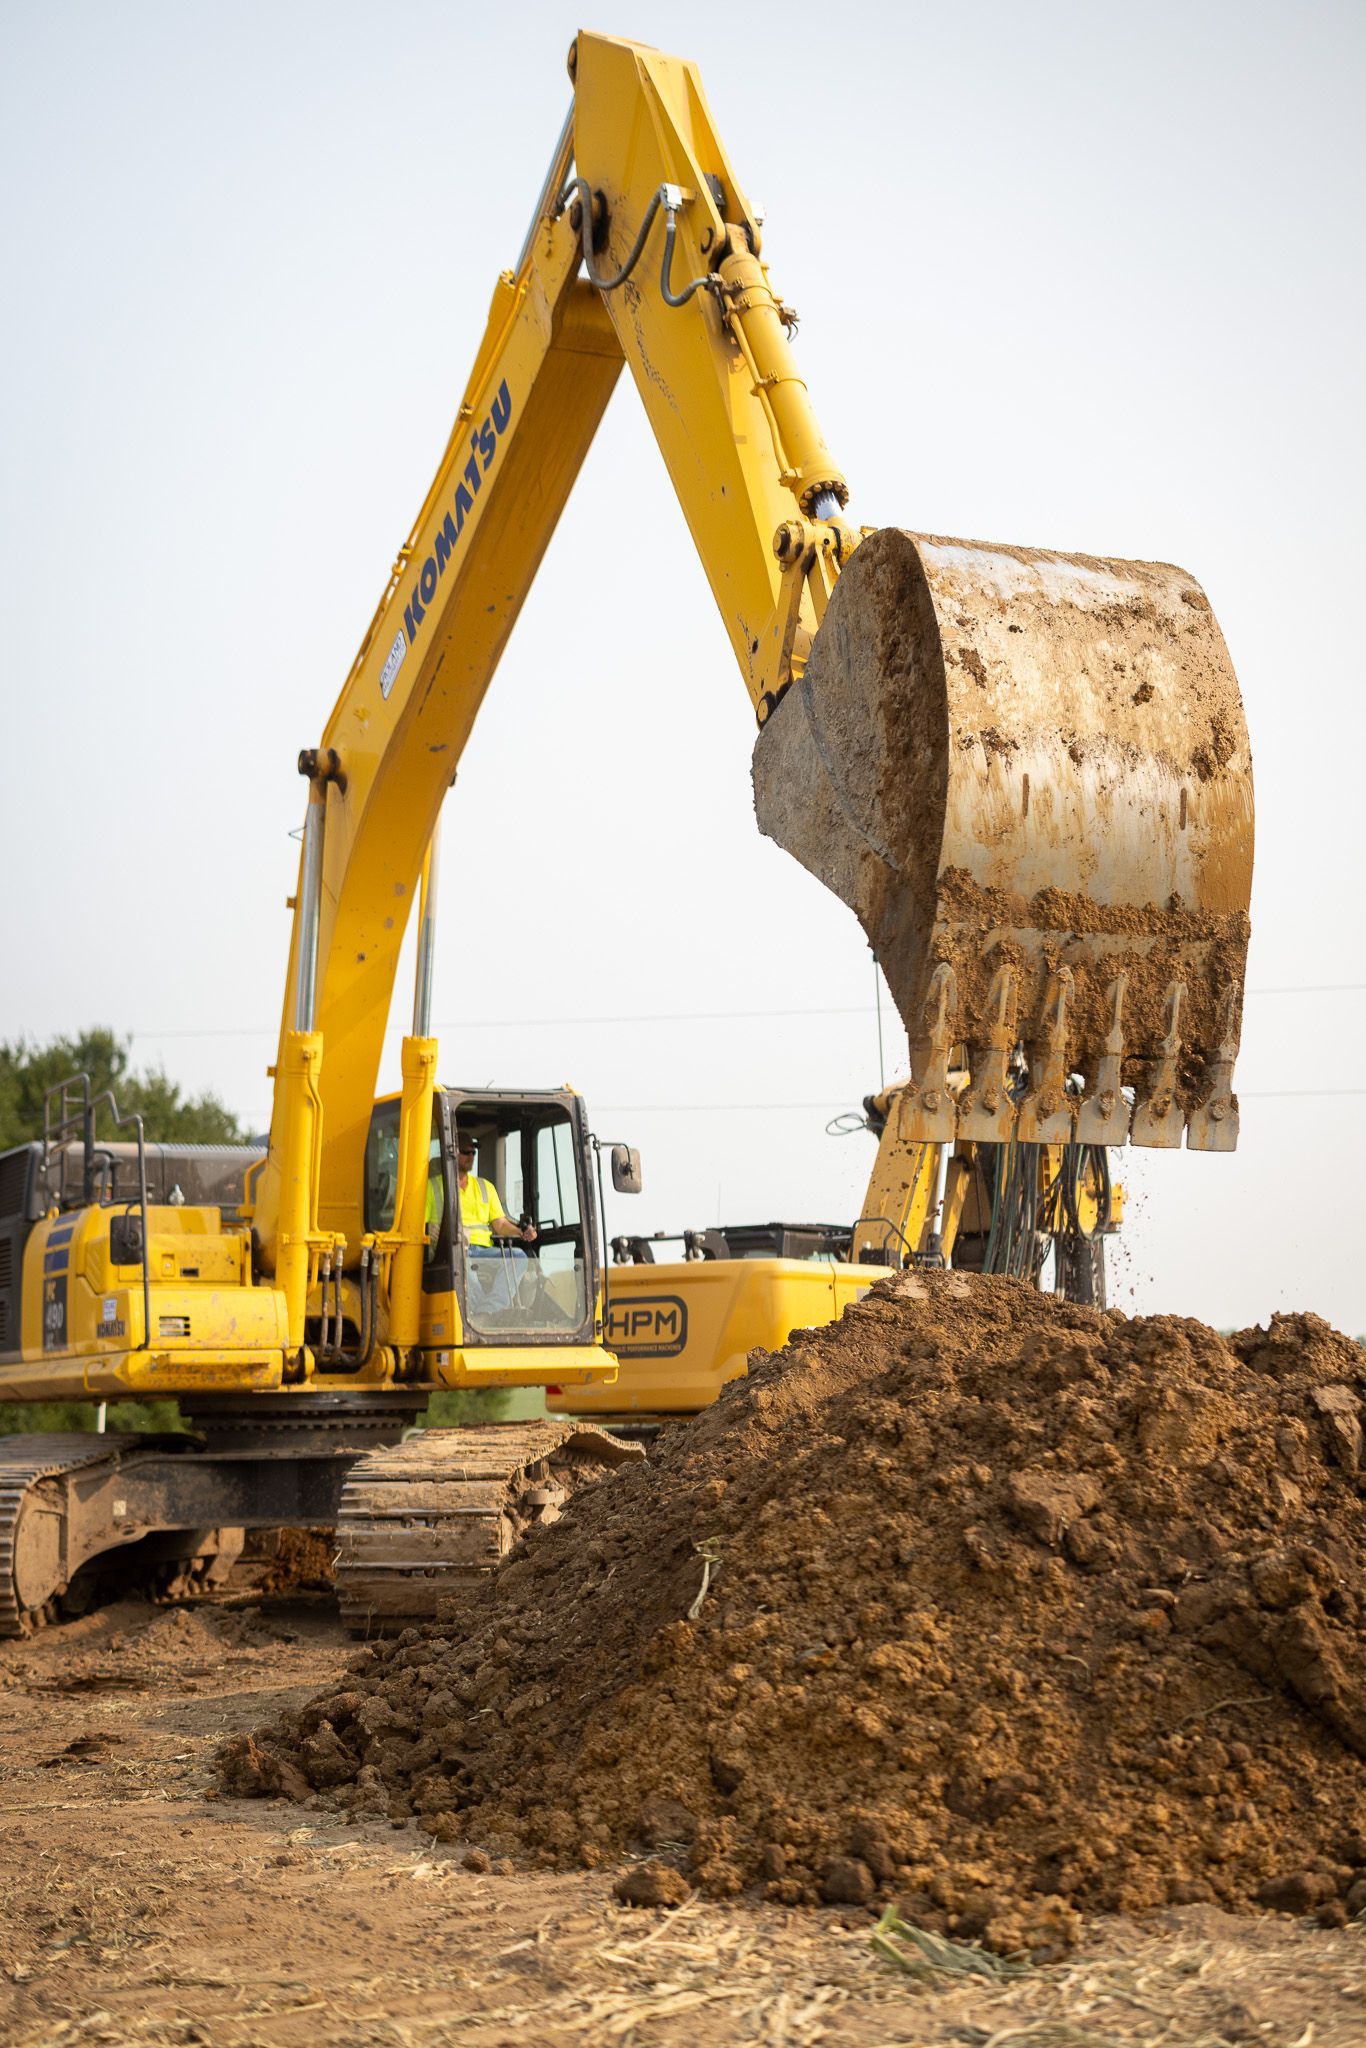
[[412, 822, 442, 1037], [294, 779, 327, 1033]]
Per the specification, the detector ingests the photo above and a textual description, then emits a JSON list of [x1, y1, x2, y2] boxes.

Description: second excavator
[[0, 30, 1253, 1632]]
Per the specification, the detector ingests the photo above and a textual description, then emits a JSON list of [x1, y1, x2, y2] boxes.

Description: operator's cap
[[454, 1128, 477, 1150]]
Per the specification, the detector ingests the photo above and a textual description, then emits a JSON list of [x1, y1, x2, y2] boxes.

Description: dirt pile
[[224, 1273, 1366, 1952]]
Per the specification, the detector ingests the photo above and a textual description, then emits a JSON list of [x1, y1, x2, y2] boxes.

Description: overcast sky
[[2, 0, 1362, 1332]]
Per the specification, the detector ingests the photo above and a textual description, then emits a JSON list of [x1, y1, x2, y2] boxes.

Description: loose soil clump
[[224, 1273, 1366, 1953]]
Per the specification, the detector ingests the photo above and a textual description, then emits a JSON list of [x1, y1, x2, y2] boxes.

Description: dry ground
[[1, 1591, 1363, 2047]]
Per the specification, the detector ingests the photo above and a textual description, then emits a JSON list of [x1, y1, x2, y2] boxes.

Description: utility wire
[[125, 983, 1366, 1041], [594, 1089, 1366, 1112]]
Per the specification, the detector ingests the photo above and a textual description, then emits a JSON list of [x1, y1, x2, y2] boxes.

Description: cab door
[[429, 1089, 599, 1350]]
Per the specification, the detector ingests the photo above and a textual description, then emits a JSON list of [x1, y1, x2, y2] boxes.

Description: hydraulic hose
[[659, 207, 712, 307], [563, 176, 716, 309], [563, 176, 666, 293]]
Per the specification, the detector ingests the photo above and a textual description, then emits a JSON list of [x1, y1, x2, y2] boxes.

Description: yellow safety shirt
[[459, 1173, 505, 1250], [424, 1168, 444, 1248]]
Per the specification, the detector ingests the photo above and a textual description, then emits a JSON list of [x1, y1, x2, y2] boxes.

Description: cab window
[[363, 1102, 401, 1231], [452, 1099, 591, 1345]]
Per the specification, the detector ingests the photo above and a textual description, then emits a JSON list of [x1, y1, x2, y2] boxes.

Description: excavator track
[[335, 1421, 645, 1633], [0, 1434, 143, 1638]]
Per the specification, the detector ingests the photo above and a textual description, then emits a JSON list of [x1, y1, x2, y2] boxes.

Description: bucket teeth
[[1075, 974, 1133, 1147], [1131, 981, 1187, 1148], [901, 963, 959, 1144], [1186, 987, 1240, 1153], [958, 965, 1019, 1144], [1016, 968, 1077, 1144]]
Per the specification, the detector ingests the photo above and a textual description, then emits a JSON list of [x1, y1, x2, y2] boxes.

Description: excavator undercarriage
[[0, 1404, 642, 1638]]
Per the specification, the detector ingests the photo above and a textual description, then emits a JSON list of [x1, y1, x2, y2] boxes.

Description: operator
[[454, 1130, 536, 1315], [454, 1133, 535, 1249], [423, 1139, 533, 1247]]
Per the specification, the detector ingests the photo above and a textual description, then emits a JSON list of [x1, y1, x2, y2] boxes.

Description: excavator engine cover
[[753, 528, 1254, 1150]]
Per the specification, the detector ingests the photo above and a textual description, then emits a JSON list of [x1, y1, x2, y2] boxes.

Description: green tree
[[0, 1028, 244, 1149]]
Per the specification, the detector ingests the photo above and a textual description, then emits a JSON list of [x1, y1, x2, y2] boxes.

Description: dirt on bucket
[[223, 1272, 1366, 1955]]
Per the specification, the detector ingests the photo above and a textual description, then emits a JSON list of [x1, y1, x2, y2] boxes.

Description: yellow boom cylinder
[[386, 1036, 439, 1351], [273, 1029, 325, 1355]]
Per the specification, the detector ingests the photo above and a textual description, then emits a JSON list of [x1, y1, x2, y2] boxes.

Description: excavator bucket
[[753, 529, 1254, 1150]]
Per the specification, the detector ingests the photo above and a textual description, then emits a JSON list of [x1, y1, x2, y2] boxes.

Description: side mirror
[[610, 1144, 642, 1195]]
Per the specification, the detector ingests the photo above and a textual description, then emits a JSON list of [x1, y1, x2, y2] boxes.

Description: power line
[[124, 983, 1366, 1042], [125, 1005, 868, 1042], [595, 1089, 1366, 1112]]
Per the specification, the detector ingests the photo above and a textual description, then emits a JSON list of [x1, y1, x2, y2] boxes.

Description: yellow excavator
[[0, 30, 1252, 1633]]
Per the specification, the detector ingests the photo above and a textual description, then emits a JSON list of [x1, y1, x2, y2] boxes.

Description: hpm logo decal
[[605, 1294, 688, 1358], [402, 380, 513, 650]]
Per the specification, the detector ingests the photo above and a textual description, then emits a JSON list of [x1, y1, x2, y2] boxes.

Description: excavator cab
[[363, 1086, 602, 1353]]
